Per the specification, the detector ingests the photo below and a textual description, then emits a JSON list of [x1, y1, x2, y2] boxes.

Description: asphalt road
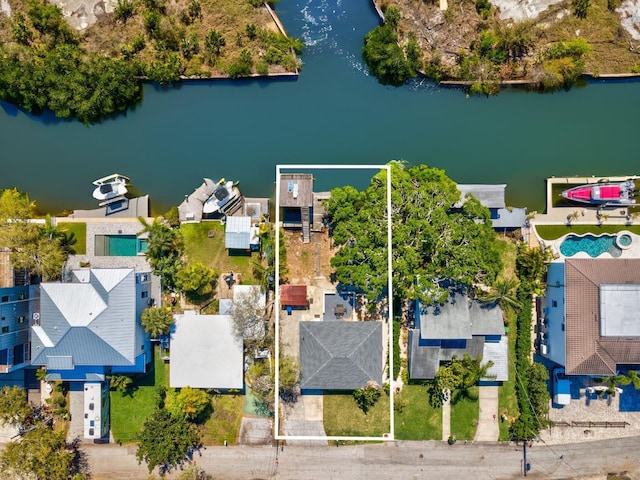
[[85, 437, 640, 480]]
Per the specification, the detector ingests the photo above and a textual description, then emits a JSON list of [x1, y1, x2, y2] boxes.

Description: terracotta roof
[[280, 285, 308, 307], [565, 259, 640, 376]]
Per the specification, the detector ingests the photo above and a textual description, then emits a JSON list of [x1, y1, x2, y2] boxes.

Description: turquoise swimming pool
[[95, 235, 148, 256], [559, 234, 622, 258]]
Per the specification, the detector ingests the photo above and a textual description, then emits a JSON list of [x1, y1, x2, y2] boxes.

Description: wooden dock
[[178, 178, 217, 223]]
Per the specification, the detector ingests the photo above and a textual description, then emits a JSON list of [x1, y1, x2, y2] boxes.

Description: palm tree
[[479, 278, 520, 311], [597, 373, 631, 396], [141, 306, 174, 339]]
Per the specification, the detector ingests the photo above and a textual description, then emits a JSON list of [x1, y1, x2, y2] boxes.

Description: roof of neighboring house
[[31, 269, 138, 369], [565, 258, 640, 376], [492, 207, 527, 229], [170, 311, 243, 389], [456, 185, 506, 209], [178, 178, 217, 223], [280, 285, 308, 307], [482, 337, 509, 382], [279, 174, 313, 208], [418, 293, 505, 340], [299, 321, 382, 390], [225, 216, 252, 249]]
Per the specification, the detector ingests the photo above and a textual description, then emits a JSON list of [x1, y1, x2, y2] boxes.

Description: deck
[[70, 195, 149, 219]]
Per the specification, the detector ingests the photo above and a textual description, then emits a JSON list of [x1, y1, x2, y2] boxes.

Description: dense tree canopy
[[166, 387, 212, 422], [0, 189, 70, 280], [0, 385, 32, 426], [176, 262, 217, 296], [139, 217, 184, 289], [325, 162, 502, 303], [136, 408, 202, 474]]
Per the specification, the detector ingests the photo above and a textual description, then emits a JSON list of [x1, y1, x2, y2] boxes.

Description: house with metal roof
[[408, 292, 508, 381], [456, 184, 527, 231], [299, 321, 383, 390], [541, 258, 640, 376], [170, 311, 243, 389], [30, 268, 153, 382], [225, 216, 259, 251], [280, 285, 308, 309]]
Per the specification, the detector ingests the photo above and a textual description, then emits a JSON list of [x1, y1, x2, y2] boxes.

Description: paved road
[[85, 437, 640, 480]]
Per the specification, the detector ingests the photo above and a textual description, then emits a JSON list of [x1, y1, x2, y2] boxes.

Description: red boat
[[561, 179, 636, 206]]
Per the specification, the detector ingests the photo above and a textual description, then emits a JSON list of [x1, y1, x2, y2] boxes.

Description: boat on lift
[[92, 174, 129, 202], [561, 179, 637, 206], [203, 178, 242, 215]]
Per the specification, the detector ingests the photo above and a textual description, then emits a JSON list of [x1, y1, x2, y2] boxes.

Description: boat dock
[[530, 175, 639, 227], [70, 195, 149, 219]]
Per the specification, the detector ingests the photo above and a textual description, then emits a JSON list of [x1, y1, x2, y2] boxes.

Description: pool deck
[[529, 176, 640, 258]]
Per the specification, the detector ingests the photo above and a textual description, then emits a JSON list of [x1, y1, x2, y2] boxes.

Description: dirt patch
[[282, 230, 336, 284]]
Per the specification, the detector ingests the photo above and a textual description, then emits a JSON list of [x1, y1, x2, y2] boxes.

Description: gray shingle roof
[[300, 321, 382, 390], [419, 291, 472, 340], [492, 207, 527, 229], [456, 185, 506, 209], [482, 337, 509, 381], [31, 269, 139, 368]]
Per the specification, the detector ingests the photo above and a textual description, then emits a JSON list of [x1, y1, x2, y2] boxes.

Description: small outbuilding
[[280, 285, 308, 309], [225, 216, 259, 251]]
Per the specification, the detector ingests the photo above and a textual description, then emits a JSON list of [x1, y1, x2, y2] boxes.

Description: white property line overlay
[[274, 164, 394, 442]]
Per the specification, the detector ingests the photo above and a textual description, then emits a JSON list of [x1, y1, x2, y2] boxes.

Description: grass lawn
[[110, 345, 169, 443], [323, 391, 390, 437], [535, 224, 640, 241], [201, 394, 245, 445], [180, 222, 257, 282], [499, 308, 519, 440], [394, 384, 442, 440], [58, 222, 87, 255], [450, 387, 479, 441]]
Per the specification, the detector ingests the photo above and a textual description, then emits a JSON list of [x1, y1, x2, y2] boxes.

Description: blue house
[[0, 285, 38, 387], [31, 268, 153, 382], [408, 291, 508, 381]]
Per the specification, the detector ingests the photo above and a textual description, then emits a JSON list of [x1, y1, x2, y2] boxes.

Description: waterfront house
[[31, 268, 153, 382], [408, 292, 508, 381], [169, 311, 243, 389], [279, 173, 313, 243], [456, 184, 527, 231], [299, 321, 383, 390], [542, 258, 640, 376], [0, 284, 39, 388]]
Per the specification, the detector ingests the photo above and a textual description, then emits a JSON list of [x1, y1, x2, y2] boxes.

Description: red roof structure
[[280, 285, 308, 307]]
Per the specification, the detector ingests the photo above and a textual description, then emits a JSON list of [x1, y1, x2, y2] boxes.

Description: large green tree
[[176, 262, 217, 296], [136, 408, 202, 474], [166, 387, 212, 422], [139, 217, 184, 289], [0, 425, 77, 480], [326, 161, 502, 304], [0, 385, 32, 426]]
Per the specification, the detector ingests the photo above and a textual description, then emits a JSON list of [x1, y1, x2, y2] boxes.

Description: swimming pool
[[95, 235, 148, 256], [559, 234, 622, 258]]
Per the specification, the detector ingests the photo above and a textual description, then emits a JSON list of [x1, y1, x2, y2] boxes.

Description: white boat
[[92, 174, 129, 202], [203, 178, 242, 215]]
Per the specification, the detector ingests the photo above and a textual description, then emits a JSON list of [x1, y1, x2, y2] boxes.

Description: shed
[[225, 216, 252, 250], [280, 285, 308, 308]]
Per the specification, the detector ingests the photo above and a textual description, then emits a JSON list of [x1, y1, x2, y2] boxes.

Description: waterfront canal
[[0, 0, 639, 214]]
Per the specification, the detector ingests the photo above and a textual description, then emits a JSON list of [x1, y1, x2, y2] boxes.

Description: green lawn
[[535, 224, 640, 241], [450, 387, 479, 441], [58, 222, 86, 255], [323, 391, 390, 437], [201, 393, 245, 445], [110, 345, 169, 443], [499, 308, 519, 440], [180, 222, 257, 282], [394, 384, 442, 440]]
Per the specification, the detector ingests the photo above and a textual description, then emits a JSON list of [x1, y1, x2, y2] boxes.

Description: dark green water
[[1, 0, 639, 214]]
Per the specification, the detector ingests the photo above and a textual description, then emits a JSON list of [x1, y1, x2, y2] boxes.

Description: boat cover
[[593, 185, 621, 200]]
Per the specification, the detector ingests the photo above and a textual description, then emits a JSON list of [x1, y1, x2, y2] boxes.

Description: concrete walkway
[[474, 385, 499, 442], [441, 391, 451, 441]]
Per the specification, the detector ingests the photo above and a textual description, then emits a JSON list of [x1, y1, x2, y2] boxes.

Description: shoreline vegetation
[[0, 0, 302, 124], [366, 0, 640, 94]]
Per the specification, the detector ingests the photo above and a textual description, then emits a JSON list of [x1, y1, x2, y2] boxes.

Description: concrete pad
[[283, 420, 326, 445], [68, 389, 85, 442], [474, 385, 499, 442], [238, 417, 272, 445]]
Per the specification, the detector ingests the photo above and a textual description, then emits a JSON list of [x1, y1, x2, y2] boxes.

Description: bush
[[353, 383, 381, 414]]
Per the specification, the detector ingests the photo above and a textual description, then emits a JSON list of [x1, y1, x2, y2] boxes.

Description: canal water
[[0, 0, 639, 214]]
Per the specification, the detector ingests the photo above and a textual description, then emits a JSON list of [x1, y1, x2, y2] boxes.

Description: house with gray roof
[[456, 184, 527, 231], [542, 258, 640, 376], [299, 321, 383, 390], [31, 268, 153, 382], [408, 292, 507, 381]]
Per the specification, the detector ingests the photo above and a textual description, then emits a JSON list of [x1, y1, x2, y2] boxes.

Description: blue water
[[559, 234, 621, 258], [1, 0, 640, 215], [619, 381, 640, 412]]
